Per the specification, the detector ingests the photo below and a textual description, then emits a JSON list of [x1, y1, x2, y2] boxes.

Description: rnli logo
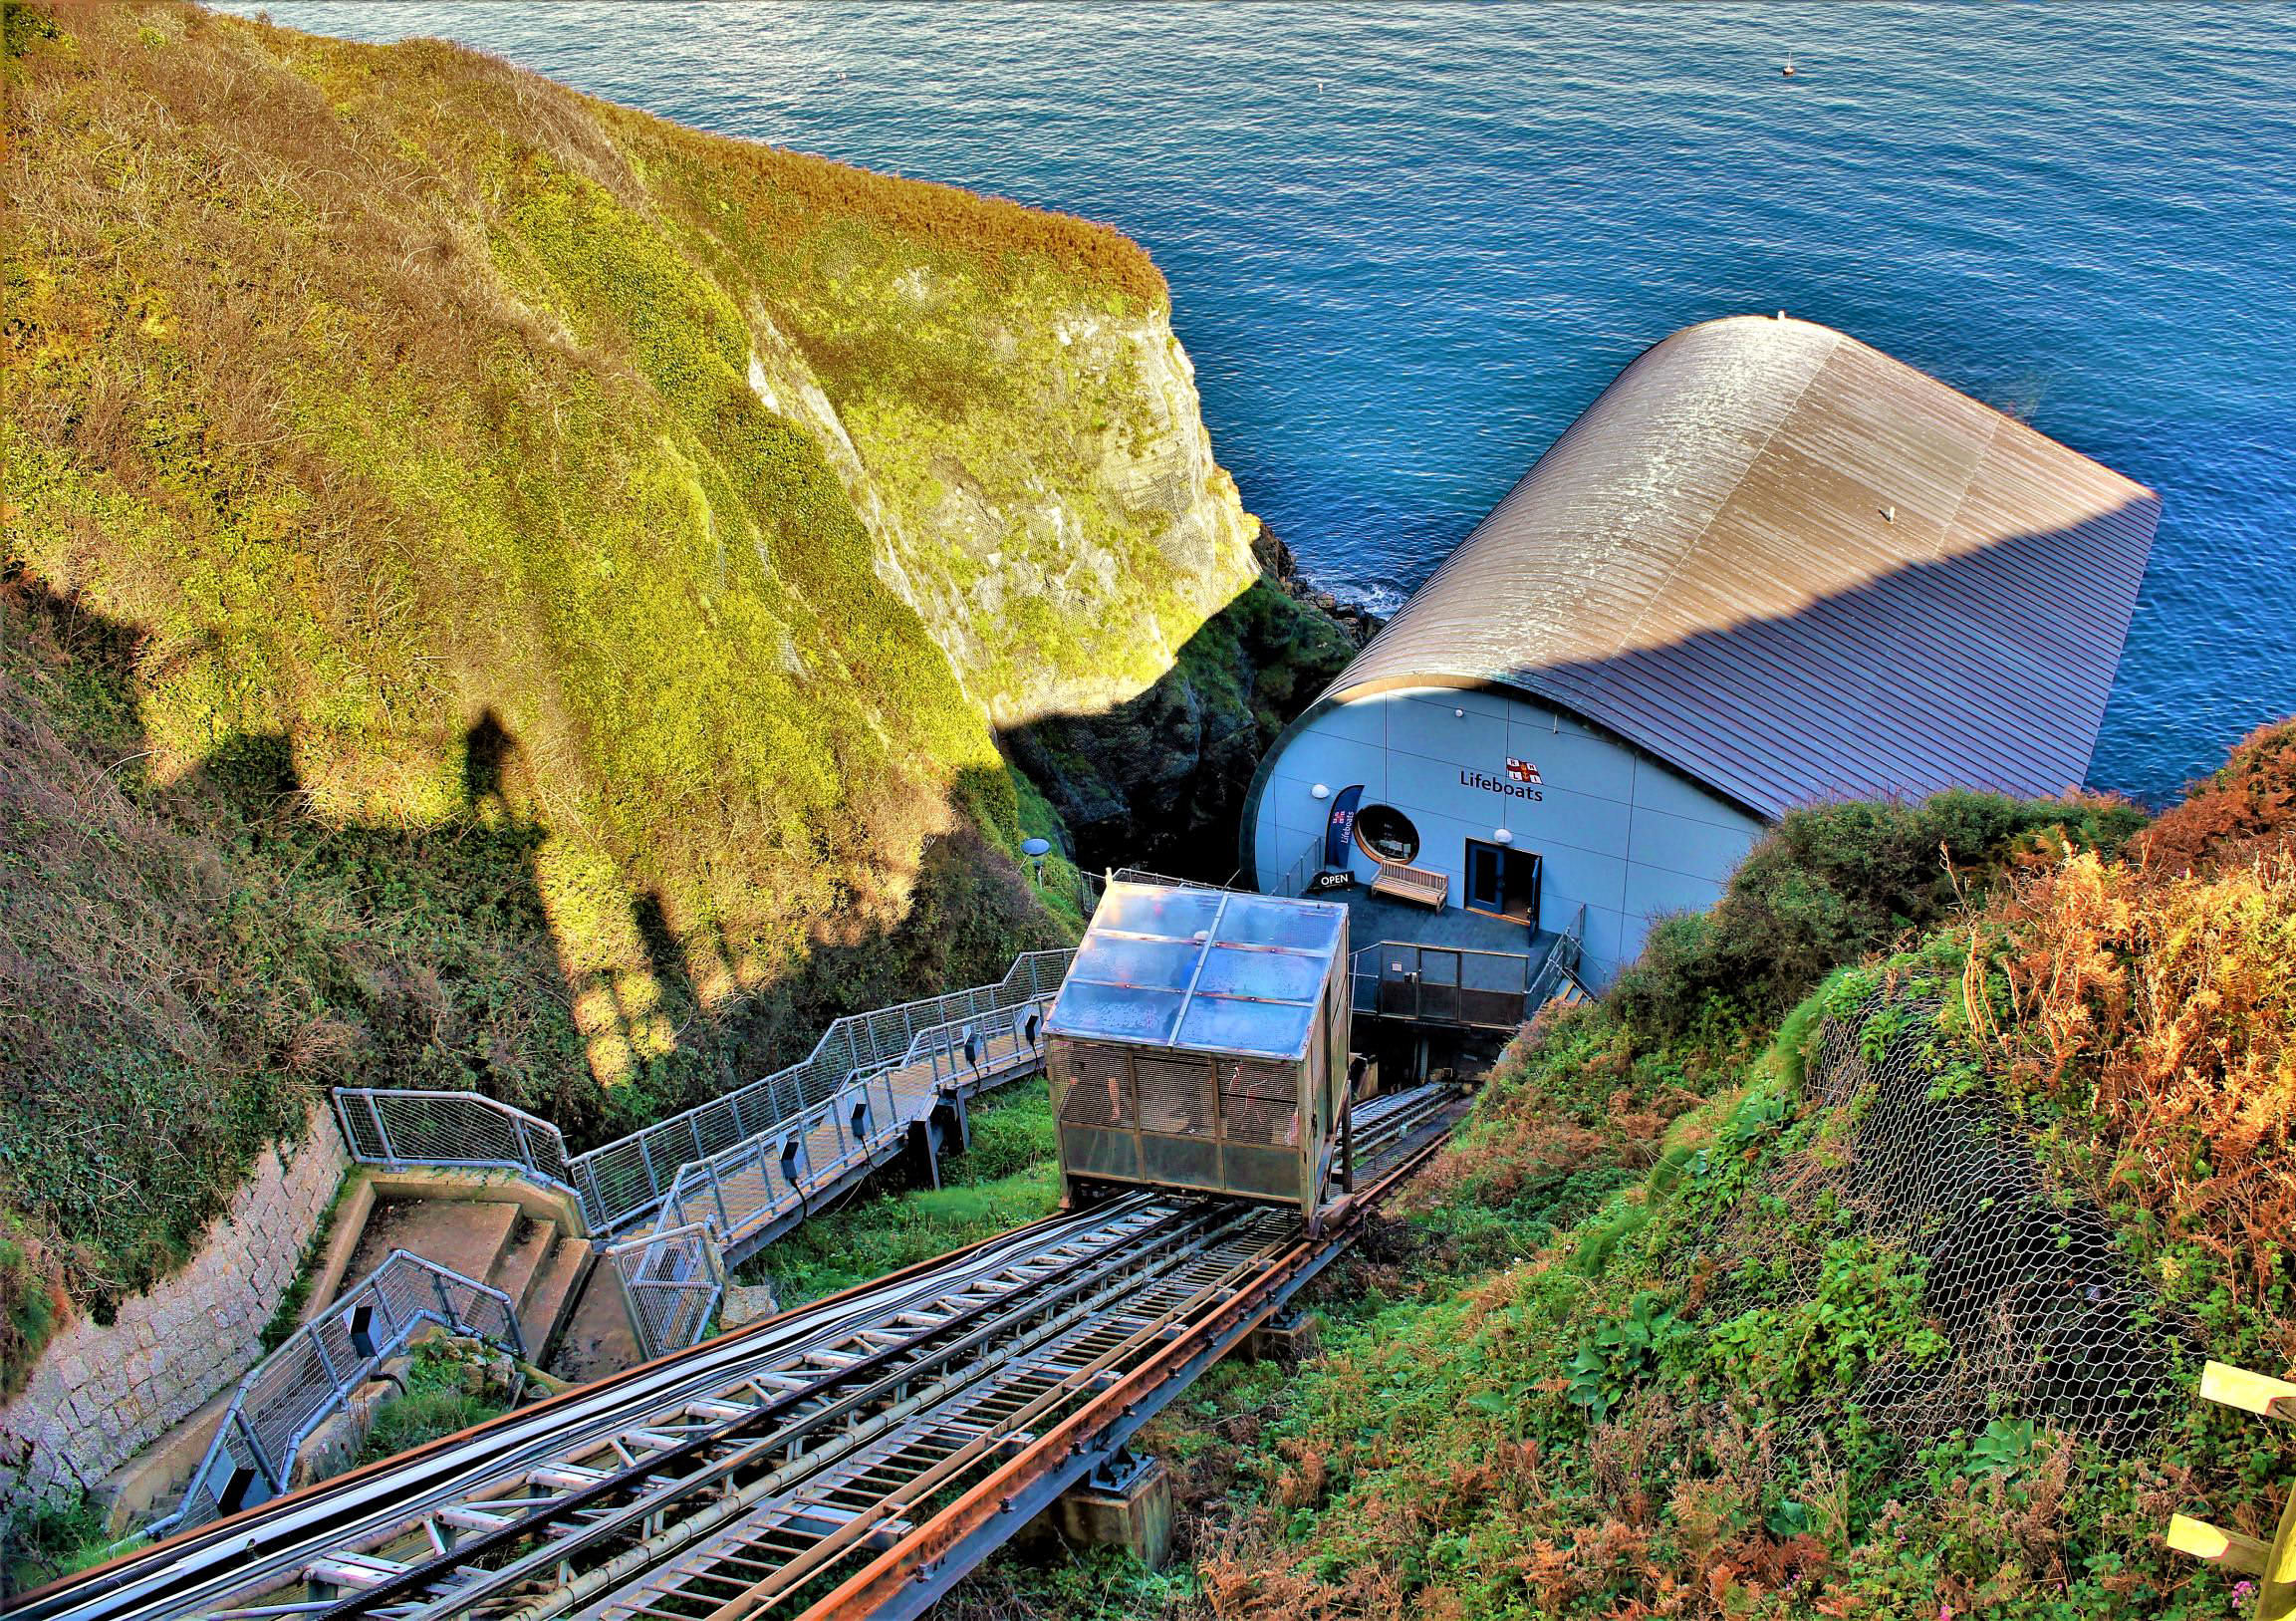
[[1506, 757, 1543, 784]]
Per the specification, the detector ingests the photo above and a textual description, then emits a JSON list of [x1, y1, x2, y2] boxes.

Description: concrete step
[[549, 1259, 641, 1386], [338, 1199, 523, 1306], [486, 1216, 559, 1322], [517, 1236, 594, 1363]]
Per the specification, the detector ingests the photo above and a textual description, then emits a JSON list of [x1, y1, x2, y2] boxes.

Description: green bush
[[1608, 789, 2144, 1047], [2, 1487, 130, 1596], [352, 1340, 512, 1469]]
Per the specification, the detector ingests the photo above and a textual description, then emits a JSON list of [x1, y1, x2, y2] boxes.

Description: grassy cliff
[[0, 0, 1317, 1391], [1007, 732, 2294, 1620]]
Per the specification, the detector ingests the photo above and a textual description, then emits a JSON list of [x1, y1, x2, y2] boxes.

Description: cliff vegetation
[[990, 726, 2293, 1620], [0, 0, 1338, 1394]]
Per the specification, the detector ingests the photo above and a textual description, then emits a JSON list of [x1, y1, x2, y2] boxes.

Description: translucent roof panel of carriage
[[1046, 882, 1347, 1061]]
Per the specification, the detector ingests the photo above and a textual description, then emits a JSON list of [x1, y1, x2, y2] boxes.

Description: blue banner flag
[[1324, 784, 1365, 869]]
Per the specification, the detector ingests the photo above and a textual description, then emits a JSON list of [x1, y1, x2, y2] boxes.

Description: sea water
[[233, 3, 2296, 801]]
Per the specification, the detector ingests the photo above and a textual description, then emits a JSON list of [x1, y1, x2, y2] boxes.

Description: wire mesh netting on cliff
[[1658, 984, 2183, 1495], [1782, 988, 2175, 1466]]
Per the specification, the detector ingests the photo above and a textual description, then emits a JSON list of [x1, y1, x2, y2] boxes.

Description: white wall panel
[[1251, 682, 1768, 985], [1622, 860, 1730, 925], [1627, 804, 1765, 885], [1392, 693, 1510, 766], [1628, 754, 1760, 828]]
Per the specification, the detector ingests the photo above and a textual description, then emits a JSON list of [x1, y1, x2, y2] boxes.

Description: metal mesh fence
[[334, 1089, 571, 1187], [605, 1223, 724, 1363], [1688, 987, 2179, 1486], [334, 947, 1073, 1234], [1788, 989, 2174, 1454], [644, 995, 1057, 1271], [153, 1251, 520, 1536], [564, 947, 1070, 1229]]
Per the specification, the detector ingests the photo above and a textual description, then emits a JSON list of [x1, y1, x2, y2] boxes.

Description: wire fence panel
[[152, 1251, 519, 1537], [615, 998, 1061, 1355], [1783, 989, 2175, 1457], [604, 1223, 723, 1363], [334, 947, 1076, 1234], [333, 1089, 571, 1186]]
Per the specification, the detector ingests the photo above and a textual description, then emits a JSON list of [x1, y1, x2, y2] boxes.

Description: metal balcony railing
[[646, 995, 1056, 1256], [1349, 907, 1586, 1031], [148, 1250, 520, 1537], [334, 946, 1075, 1235]]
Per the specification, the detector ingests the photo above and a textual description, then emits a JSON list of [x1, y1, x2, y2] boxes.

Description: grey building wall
[[1249, 685, 1766, 983]]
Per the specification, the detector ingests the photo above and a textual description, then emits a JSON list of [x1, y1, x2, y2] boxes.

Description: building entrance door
[[1463, 840, 1541, 927]]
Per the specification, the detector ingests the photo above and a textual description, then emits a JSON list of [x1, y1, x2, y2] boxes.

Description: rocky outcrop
[[1006, 560, 1368, 881], [738, 262, 1365, 879]]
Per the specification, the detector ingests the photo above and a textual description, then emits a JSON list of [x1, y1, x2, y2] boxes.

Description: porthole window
[[1353, 804, 1420, 865]]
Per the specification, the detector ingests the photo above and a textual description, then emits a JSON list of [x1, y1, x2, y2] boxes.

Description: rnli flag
[[1506, 757, 1543, 784]]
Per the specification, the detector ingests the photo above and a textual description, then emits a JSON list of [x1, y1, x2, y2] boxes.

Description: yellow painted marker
[[2167, 1362, 2296, 1621]]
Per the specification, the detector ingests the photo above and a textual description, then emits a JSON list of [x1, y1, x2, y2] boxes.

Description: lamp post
[[1020, 837, 1052, 883]]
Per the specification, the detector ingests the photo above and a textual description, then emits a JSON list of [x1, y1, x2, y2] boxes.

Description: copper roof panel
[[1315, 317, 2160, 816]]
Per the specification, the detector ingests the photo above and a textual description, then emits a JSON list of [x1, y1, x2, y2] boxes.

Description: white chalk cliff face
[[741, 288, 1264, 732]]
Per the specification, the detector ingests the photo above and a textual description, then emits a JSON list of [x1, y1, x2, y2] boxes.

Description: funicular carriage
[[1041, 881, 1356, 1226]]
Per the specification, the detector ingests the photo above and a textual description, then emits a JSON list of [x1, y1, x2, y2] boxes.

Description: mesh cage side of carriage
[[1042, 883, 1352, 1216]]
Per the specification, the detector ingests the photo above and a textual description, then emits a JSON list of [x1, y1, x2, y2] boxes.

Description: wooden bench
[[1369, 860, 1448, 909]]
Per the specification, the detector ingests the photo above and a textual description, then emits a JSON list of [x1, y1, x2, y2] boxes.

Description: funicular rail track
[[22, 1085, 1458, 1621]]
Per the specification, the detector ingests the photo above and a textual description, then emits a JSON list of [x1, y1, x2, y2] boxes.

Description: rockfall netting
[[1781, 986, 2175, 1461]]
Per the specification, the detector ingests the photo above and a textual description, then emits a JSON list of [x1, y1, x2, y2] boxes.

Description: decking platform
[[1317, 885, 1553, 960]]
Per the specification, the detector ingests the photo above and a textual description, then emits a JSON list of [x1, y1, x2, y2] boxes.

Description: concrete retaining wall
[[0, 1108, 349, 1516]]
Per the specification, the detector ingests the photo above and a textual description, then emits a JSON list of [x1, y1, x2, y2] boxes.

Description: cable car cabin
[[1042, 882, 1354, 1224]]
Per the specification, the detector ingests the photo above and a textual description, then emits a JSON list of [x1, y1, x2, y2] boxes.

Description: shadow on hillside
[[0, 574, 584, 1356], [999, 580, 1357, 884]]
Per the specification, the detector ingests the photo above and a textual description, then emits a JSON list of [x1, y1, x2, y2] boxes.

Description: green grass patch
[[2, 1488, 136, 1598], [743, 1085, 1061, 1306], [352, 1339, 513, 1470]]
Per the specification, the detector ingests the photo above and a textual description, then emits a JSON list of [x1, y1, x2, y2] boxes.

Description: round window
[[1353, 803, 1420, 865]]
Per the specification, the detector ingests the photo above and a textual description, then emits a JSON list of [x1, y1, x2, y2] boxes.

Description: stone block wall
[[0, 1108, 349, 1514]]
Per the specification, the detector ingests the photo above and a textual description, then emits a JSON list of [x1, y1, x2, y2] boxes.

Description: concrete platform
[[340, 1199, 522, 1299], [1051, 1453, 1171, 1569], [552, 1266, 642, 1385], [518, 1236, 593, 1362], [1240, 1308, 1321, 1364], [489, 1216, 560, 1323]]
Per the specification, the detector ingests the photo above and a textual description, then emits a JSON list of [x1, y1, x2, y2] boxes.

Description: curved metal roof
[[1306, 316, 2160, 819]]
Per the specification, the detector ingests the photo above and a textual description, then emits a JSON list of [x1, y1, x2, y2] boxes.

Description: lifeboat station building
[[1241, 316, 2160, 988]]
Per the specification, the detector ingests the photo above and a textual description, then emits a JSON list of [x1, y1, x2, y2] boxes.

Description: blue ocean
[[241, 3, 2296, 802]]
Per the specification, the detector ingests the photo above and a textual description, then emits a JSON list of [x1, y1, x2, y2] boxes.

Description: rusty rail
[[20, 1086, 1458, 1621], [795, 1096, 1455, 1618]]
